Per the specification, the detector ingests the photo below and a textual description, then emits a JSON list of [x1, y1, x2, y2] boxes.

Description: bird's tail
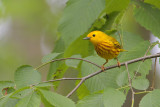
[[120, 49, 127, 52]]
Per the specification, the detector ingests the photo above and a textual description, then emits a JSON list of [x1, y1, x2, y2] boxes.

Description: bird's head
[[83, 31, 107, 45]]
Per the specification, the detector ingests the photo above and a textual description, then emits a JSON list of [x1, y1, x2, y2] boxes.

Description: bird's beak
[[83, 37, 90, 40]]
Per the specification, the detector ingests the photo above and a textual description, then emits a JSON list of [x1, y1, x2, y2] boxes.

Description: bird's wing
[[107, 36, 121, 49], [113, 41, 121, 49]]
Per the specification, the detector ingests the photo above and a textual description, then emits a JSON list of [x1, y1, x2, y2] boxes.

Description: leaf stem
[[116, 85, 130, 90], [134, 91, 152, 95], [34, 61, 53, 70]]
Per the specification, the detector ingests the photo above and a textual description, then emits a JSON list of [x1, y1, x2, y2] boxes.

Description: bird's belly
[[97, 50, 119, 59], [95, 45, 120, 59]]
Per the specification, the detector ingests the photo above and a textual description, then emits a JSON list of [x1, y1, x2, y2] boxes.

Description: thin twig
[[31, 78, 82, 86], [134, 91, 151, 95], [35, 57, 101, 70], [51, 58, 101, 68], [143, 41, 160, 62], [133, 42, 160, 78], [42, 78, 82, 83], [133, 44, 152, 79], [151, 58, 157, 90], [116, 85, 130, 90], [133, 61, 143, 79], [143, 42, 152, 62], [117, 31, 124, 49], [125, 62, 134, 107], [66, 78, 86, 97]]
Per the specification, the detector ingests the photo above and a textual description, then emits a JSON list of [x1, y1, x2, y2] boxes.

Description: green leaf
[[38, 89, 76, 107], [0, 93, 19, 107], [58, 0, 106, 47], [132, 78, 149, 90], [49, 38, 66, 80], [12, 88, 33, 99], [41, 53, 62, 63], [138, 59, 152, 76], [119, 41, 150, 61], [105, 0, 130, 14], [66, 0, 77, 6], [134, 1, 160, 38], [92, 15, 107, 29], [114, 32, 151, 77], [145, 0, 160, 9], [0, 93, 12, 106], [4, 98, 19, 107], [10, 86, 34, 99], [118, 40, 151, 78], [53, 38, 66, 53], [76, 93, 104, 107], [15, 92, 41, 107], [47, 53, 65, 80], [0, 81, 15, 96], [51, 63, 68, 90], [120, 31, 144, 50], [101, 12, 121, 31], [76, 66, 90, 100], [103, 88, 126, 107], [105, 29, 117, 35], [116, 71, 128, 87], [41, 94, 53, 107], [64, 35, 94, 57], [81, 56, 119, 93], [14, 65, 41, 89], [101, 0, 129, 31], [65, 55, 81, 68], [139, 89, 160, 107], [76, 83, 90, 100]]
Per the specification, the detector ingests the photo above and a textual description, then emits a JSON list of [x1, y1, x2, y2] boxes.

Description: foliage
[[139, 89, 160, 107], [1, 0, 160, 106]]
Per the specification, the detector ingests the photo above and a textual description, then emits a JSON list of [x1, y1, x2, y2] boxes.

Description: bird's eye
[[93, 34, 95, 37]]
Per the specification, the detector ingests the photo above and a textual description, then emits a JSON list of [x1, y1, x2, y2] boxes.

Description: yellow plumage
[[83, 30, 125, 70]]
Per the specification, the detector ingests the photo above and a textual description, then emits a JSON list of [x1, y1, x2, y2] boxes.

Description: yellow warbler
[[83, 30, 125, 70]]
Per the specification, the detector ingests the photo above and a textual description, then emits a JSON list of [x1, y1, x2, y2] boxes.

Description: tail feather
[[120, 49, 127, 52]]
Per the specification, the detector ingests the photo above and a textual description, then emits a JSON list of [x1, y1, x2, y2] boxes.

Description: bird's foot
[[117, 61, 121, 68], [101, 65, 105, 71]]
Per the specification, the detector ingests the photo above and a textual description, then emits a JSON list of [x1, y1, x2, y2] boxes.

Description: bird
[[83, 30, 125, 71]]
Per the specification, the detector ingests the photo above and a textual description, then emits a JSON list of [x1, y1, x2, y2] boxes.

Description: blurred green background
[[0, 0, 157, 86], [0, 0, 67, 80]]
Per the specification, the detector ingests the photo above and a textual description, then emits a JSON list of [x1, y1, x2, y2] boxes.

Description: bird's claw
[[117, 61, 121, 68], [101, 65, 105, 71]]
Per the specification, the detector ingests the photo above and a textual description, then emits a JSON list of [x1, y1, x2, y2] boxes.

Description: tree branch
[[51, 58, 101, 68], [35, 57, 101, 70], [33, 53, 160, 98], [66, 53, 160, 97], [31, 78, 82, 86]]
